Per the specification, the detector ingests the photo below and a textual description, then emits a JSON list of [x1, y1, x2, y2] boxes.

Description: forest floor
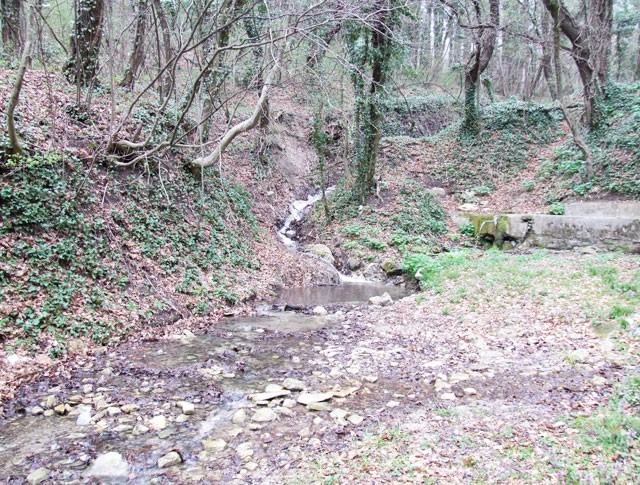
[[0, 250, 638, 483]]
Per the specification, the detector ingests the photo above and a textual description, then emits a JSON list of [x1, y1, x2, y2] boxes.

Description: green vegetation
[[551, 378, 640, 483], [0, 154, 258, 353]]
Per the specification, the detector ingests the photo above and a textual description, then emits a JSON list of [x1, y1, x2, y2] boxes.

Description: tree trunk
[[120, 0, 148, 90], [64, 0, 105, 87], [151, 0, 173, 98], [541, 0, 612, 129], [462, 0, 499, 134], [1, 0, 21, 56], [306, 24, 341, 69], [6, 0, 30, 156]]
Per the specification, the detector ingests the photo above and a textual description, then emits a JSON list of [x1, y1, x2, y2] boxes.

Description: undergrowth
[[0, 153, 258, 355]]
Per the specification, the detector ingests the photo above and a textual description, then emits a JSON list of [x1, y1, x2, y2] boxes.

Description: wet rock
[[202, 438, 227, 452], [84, 452, 129, 478], [121, 404, 139, 414], [363, 263, 386, 282], [26, 467, 50, 485], [306, 402, 332, 412], [158, 451, 182, 468], [297, 392, 333, 405], [368, 292, 393, 306], [283, 378, 305, 391], [306, 244, 335, 264], [251, 408, 277, 422], [348, 258, 363, 271], [149, 415, 169, 431], [31, 406, 44, 416], [177, 401, 195, 415], [313, 306, 328, 316], [232, 409, 247, 424], [236, 443, 254, 460]]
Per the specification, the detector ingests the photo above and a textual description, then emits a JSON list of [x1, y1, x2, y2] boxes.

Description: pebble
[[177, 401, 195, 415], [232, 409, 247, 424], [386, 401, 400, 408], [149, 415, 169, 431], [54, 404, 67, 415], [107, 406, 122, 417], [31, 406, 44, 416], [121, 404, 139, 414], [245, 461, 259, 471], [313, 306, 328, 316], [282, 399, 297, 408], [26, 467, 49, 485], [45, 396, 58, 409], [84, 452, 129, 478], [348, 414, 364, 425], [113, 424, 134, 433], [330, 409, 348, 420], [251, 390, 291, 402], [76, 410, 92, 426], [251, 408, 277, 422], [282, 378, 305, 391], [43, 410, 54, 417], [133, 424, 149, 435], [440, 393, 457, 401], [307, 402, 332, 412], [463, 388, 478, 396], [236, 442, 254, 460], [158, 451, 182, 468], [592, 375, 607, 386], [202, 438, 227, 452]]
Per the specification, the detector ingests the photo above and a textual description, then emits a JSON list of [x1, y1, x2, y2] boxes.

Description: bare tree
[[6, 0, 30, 156], [120, 0, 148, 90], [541, 0, 612, 128]]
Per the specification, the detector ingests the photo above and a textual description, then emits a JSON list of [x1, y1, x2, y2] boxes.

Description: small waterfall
[[278, 187, 334, 247]]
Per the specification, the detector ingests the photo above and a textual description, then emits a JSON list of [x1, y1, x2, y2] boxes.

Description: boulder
[[305, 244, 335, 264]]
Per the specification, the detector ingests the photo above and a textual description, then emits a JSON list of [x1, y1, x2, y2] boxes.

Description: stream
[[0, 191, 411, 484]]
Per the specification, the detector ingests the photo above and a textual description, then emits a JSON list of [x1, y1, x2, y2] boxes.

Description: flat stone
[[363, 375, 378, 383], [149, 415, 168, 431], [68, 395, 83, 405], [132, 424, 149, 435], [177, 401, 195, 415], [306, 402, 332, 412], [282, 378, 305, 391], [121, 404, 139, 414], [76, 410, 92, 426], [43, 410, 54, 417], [450, 373, 470, 383], [250, 390, 290, 402], [107, 406, 121, 416], [113, 424, 133, 433], [236, 442, 254, 460], [297, 392, 333, 405], [245, 461, 259, 471], [332, 386, 359, 398], [84, 452, 129, 478], [282, 399, 297, 408], [202, 438, 227, 452], [330, 409, 348, 420], [386, 401, 400, 408], [348, 414, 364, 425], [463, 388, 478, 396], [158, 451, 182, 469], [440, 393, 457, 401], [251, 408, 277, 422], [232, 409, 247, 424], [82, 384, 93, 394], [264, 384, 284, 393], [27, 467, 50, 485]]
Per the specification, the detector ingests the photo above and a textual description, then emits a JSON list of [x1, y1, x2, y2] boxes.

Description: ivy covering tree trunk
[[348, 0, 402, 203], [1, 0, 21, 56], [64, 0, 105, 87], [461, 0, 500, 134]]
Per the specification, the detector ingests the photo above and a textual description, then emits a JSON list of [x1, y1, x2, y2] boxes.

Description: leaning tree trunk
[[64, 0, 105, 87], [120, 0, 148, 90], [462, 0, 499, 134]]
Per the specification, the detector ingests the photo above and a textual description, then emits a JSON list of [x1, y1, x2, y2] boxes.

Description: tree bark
[[120, 0, 148, 90], [461, 0, 499, 134], [1, 0, 21, 56], [64, 0, 105, 87], [151, 0, 173, 98], [6, 0, 30, 156]]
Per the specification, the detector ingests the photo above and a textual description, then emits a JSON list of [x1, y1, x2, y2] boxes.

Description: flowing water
[[0, 191, 411, 484]]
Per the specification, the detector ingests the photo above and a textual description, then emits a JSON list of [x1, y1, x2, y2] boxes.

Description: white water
[[277, 187, 334, 247]]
